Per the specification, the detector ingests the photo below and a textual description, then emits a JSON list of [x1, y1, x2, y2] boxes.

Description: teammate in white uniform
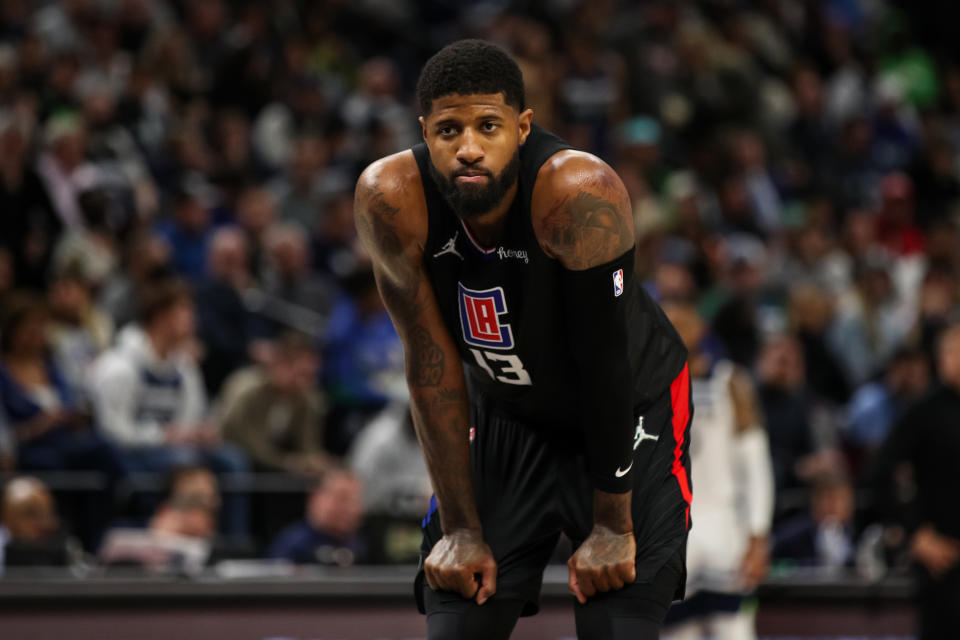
[[662, 302, 775, 640]]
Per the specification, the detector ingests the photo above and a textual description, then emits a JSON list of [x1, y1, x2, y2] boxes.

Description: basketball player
[[662, 302, 774, 640], [355, 40, 691, 639]]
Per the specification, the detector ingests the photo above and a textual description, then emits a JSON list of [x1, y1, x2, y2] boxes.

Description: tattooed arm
[[354, 152, 496, 604], [532, 151, 638, 602]]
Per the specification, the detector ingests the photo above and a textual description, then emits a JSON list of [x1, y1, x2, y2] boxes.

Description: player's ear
[[419, 115, 428, 140], [518, 109, 533, 145]]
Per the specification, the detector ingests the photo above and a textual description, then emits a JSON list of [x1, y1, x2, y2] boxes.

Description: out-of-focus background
[[1, 1, 959, 639]]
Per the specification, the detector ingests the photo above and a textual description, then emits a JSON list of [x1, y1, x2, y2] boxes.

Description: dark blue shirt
[[266, 521, 366, 566]]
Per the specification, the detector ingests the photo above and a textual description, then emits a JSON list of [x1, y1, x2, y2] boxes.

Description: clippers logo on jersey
[[613, 268, 624, 297], [458, 283, 514, 350]]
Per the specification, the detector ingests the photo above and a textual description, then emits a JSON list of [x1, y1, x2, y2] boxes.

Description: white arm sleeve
[[734, 426, 775, 537], [89, 356, 165, 447]]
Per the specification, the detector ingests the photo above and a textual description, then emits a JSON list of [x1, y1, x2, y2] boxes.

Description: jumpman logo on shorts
[[433, 231, 463, 260], [633, 416, 659, 450]]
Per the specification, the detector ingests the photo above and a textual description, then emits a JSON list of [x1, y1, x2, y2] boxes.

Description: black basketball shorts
[[416, 364, 693, 619]]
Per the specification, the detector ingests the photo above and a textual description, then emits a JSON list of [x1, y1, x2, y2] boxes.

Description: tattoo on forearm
[[408, 326, 444, 387], [541, 191, 632, 269], [428, 387, 468, 418]]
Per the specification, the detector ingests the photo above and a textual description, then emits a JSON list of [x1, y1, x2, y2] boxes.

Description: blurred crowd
[[0, 0, 959, 593]]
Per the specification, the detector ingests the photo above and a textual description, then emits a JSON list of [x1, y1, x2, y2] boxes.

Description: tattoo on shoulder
[[355, 180, 404, 257], [541, 190, 632, 269], [408, 326, 444, 387]]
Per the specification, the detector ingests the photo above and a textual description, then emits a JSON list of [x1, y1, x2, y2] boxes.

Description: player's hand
[[739, 535, 771, 589], [423, 529, 497, 604], [911, 525, 960, 577], [424, 529, 497, 605], [568, 525, 636, 604]]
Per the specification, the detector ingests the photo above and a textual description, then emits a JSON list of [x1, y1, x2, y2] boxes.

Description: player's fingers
[[567, 562, 587, 605], [618, 559, 637, 584], [425, 555, 459, 593], [476, 559, 497, 605], [576, 567, 598, 599], [423, 560, 439, 591], [454, 567, 479, 600], [605, 565, 625, 592], [591, 568, 612, 593]]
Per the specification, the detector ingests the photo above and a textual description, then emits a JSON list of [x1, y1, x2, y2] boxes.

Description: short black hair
[[416, 39, 525, 115]]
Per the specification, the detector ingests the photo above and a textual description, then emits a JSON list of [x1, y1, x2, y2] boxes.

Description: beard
[[428, 151, 520, 220]]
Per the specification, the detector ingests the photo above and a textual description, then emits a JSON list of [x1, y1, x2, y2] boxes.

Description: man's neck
[[461, 183, 518, 248]]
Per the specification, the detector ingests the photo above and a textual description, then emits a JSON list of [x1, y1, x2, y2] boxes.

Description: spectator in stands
[[911, 138, 960, 230], [0, 294, 126, 548], [873, 323, 960, 639], [257, 222, 336, 338], [194, 226, 253, 395], [154, 182, 214, 283], [220, 332, 331, 476], [773, 472, 858, 570], [320, 265, 404, 456], [88, 279, 248, 538], [234, 184, 275, 281], [844, 346, 930, 474], [50, 187, 121, 289], [99, 466, 221, 573], [98, 230, 172, 329], [165, 465, 222, 518], [311, 188, 359, 281], [914, 263, 960, 359], [756, 334, 818, 491], [341, 56, 419, 167], [271, 133, 327, 231], [267, 469, 366, 566], [46, 267, 114, 403], [830, 253, 916, 386], [877, 173, 924, 257], [0, 111, 60, 291], [348, 403, 429, 519], [711, 234, 769, 368], [77, 74, 157, 222], [34, 112, 94, 231], [0, 476, 82, 570]]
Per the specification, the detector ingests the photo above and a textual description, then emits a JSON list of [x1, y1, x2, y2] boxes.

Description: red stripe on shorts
[[670, 363, 693, 528]]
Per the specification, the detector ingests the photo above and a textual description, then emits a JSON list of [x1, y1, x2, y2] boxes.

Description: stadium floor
[[0, 601, 915, 640]]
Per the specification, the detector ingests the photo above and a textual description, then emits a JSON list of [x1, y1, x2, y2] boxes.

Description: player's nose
[[456, 128, 484, 164]]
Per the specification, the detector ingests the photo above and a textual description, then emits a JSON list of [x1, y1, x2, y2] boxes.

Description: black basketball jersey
[[413, 125, 686, 437]]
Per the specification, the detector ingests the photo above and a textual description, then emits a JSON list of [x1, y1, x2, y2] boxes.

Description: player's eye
[[438, 126, 458, 136], [481, 121, 499, 132]]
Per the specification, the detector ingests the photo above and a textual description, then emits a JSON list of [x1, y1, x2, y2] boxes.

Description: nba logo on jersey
[[613, 268, 624, 297], [458, 283, 515, 350]]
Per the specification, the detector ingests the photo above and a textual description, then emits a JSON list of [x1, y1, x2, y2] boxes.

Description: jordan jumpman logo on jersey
[[433, 231, 463, 260]]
